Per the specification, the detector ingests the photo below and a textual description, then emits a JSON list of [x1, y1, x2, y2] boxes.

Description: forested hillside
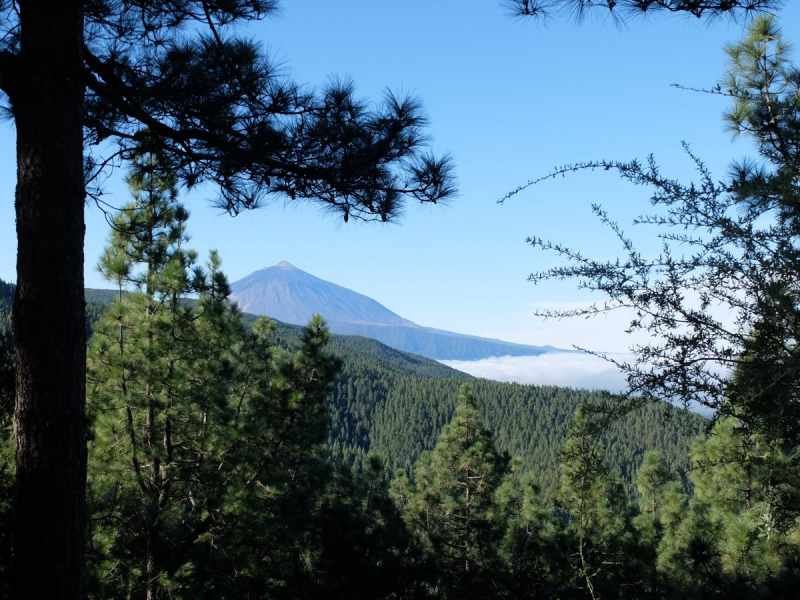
[[329, 374, 700, 498], [75, 281, 704, 497]]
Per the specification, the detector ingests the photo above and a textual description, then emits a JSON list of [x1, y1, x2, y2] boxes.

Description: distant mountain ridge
[[229, 262, 568, 361], [230, 261, 416, 327]]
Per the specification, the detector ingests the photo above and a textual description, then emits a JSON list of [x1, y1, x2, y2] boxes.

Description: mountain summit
[[230, 262, 417, 327], [229, 263, 564, 361]]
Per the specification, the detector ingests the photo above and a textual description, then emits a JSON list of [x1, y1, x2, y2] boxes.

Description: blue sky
[[1, 1, 797, 355]]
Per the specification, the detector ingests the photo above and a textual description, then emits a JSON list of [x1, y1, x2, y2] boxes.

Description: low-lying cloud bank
[[440, 352, 630, 392], [442, 353, 716, 418]]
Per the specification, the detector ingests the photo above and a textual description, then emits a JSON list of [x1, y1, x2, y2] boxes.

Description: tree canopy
[[1, 1, 455, 221], [0, 2, 796, 598], [0, 2, 455, 597]]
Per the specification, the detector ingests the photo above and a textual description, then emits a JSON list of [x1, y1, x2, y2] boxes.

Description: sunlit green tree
[[392, 384, 512, 598], [557, 405, 640, 599]]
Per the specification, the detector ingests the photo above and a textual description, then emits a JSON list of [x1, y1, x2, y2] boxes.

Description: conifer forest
[[0, 1, 799, 599]]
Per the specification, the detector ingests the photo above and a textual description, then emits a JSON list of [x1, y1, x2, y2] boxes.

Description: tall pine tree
[[557, 404, 639, 600], [0, 4, 456, 595], [392, 384, 514, 598], [86, 159, 343, 598], [87, 160, 248, 598]]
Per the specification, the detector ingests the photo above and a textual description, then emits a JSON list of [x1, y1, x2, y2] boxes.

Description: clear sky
[[1, 2, 797, 355]]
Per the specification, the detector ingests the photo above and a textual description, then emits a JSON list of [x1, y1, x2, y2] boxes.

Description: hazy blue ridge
[[326, 321, 562, 361], [228, 262, 569, 361], [82, 289, 470, 380], [230, 261, 417, 327]]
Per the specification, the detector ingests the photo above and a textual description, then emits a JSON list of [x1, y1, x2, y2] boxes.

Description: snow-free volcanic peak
[[229, 264, 567, 361]]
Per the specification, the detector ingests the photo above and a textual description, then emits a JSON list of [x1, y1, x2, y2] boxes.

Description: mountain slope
[[231, 261, 416, 327], [233, 313, 706, 499], [229, 262, 566, 361]]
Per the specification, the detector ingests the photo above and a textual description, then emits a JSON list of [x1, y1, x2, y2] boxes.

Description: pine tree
[[86, 161, 247, 598], [557, 404, 638, 600], [631, 451, 681, 598], [633, 452, 673, 546], [500, 12, 800, 422], [306, 456, 425, 600], [391, 384, 510, 598], [0, 4, 455, 595], [492, 466, 559, 599], [498, 13, 800, 595], [506, 0, 778, 22], [222, 313, 343, 598], [86, 159, 344, 598], [656, 416, 800, 598]]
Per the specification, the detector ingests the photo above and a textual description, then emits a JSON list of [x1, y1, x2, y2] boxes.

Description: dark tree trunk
[[10, 1, 86, 598]]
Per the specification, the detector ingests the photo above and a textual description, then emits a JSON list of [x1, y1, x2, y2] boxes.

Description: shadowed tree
[[491, 466, 559, 599], [0, 283, 12, 598], [557, 404, 639, 599], [302, 457, 428, 600], [0, 2, 454, 598], [652, 331, 800, 598], [656, 414, 800, 598]]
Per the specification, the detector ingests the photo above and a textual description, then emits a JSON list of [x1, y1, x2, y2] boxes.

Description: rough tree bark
[[9, 1, 86, 598]]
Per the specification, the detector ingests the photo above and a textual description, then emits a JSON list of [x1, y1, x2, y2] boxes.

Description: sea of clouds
[[440, 352, 631, 392]]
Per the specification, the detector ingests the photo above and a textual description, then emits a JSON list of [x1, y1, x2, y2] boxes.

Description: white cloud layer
[[440, 352, 630, 392]]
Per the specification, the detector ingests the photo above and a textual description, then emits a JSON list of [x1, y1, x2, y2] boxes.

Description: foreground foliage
[[1, 233, 798, 598], [499, 13, 800, 599], [0, 188, 749, 599], [1, 16, 798, 596]]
